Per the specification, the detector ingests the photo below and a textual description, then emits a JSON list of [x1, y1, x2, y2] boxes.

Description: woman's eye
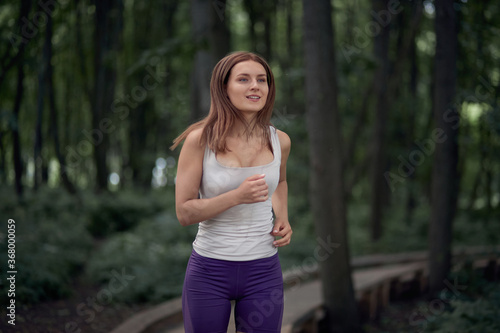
[[239, 78, 248, 82]]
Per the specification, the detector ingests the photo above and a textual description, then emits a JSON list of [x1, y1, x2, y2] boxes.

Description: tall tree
[[157, 0, 179, 151], [92, 0, 123, 191], [9, 0, 32, 199], [12, 61, 25, 198], [45, 8, 77, 194], [0, 1, 30, 90], [210, 0, 231, 62], [404, 1, 420, 225], [190, 0, 230, 120], [0, 131, 5, 183], [243, 1, 274, 60], [302, 0, 362, 332], [190, 0, 212, 120], [428, 0, 459, 295], [127, 1, 154, 188], [369, 0, 391, 241], [34, 20, 48, 190], [34, 0, 54, 190]]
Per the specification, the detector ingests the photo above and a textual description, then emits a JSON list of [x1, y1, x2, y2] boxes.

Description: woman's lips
[[246, 95, 261, 101]]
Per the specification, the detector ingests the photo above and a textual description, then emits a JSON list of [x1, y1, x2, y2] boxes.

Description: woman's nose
[[250, 79, 259, 89]]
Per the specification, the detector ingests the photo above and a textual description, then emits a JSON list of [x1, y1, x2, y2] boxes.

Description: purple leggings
[[182, 250, 284, 333]]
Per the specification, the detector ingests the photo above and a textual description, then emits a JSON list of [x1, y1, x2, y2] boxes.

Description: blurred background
[[0, 0, 499, 332]]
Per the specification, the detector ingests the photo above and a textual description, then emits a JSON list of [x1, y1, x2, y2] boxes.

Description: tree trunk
[[243, 1, 274, 60], [127, 1, 153, 188], [302, 0, 362, 332], [210, 0, 231, 62], [34, 0, 56, 191], [158, 0, 179, 150], [428, 0, 459, 296], [281, 0, 296, 114], [243, 0, 258, 53], [128, 101, 149, 187], [190, 0, 214, 121], [482, 124, 492, 213], [0, 131, 5, 183], [3, 0, 31, 198], [34, 44, 47, 191], [0, 0, 31, 91], [190, 0, 230, 121], [92, 0, 123, 191], [405, 0, 421, 225], [45, 10, 77, 194], [75, 0, 92, 102], [370, 0, 391, 241], [12, 62, 25, 199], [262, 5, 272, 61]]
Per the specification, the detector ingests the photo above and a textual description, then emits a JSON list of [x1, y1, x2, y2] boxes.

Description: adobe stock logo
[[340, 0, 403, 63], [64, 268, 135, 333], [9, 0, 70, 51], [385, 128, 447, 192], [385, 74, 495, 192], [409, 277, 467, 331]]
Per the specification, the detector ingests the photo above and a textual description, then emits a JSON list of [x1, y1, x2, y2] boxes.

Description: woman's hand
[[271, 218, 292, 247], [236, 174, 269, 204]]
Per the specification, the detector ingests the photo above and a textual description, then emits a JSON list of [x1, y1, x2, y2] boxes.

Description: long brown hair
[[170, 51, 276, 151]]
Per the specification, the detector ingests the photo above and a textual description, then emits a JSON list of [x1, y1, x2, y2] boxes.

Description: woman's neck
[[230, 116, 260, 139]]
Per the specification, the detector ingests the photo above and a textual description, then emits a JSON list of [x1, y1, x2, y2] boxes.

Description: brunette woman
[[171, 51, 292, 333]]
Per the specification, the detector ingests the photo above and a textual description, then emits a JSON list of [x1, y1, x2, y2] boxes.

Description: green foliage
[[424, 276, 500, 333], [0, 186, 176, 304], [0, 186, 93, 303], [428, 297, 500, 333], [86, 189, 170, 238], [453, 208, 500, 246], [86, 212, 196, 303], [348, 199, 430, 256]]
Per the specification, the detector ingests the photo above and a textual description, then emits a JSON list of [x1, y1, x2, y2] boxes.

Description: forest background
[[0, 0, 499, 332]]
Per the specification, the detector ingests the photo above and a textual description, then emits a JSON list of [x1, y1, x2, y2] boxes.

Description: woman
[[171, 51, 292, 332]]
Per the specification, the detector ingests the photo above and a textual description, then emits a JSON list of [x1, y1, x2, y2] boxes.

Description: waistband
[[190, 248, 279, 265]]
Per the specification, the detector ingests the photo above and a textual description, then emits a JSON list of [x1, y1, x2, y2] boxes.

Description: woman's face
[[226, 60, 269, 115]]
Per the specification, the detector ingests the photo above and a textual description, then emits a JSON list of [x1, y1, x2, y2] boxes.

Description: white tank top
[[193, 126, 281, 261]]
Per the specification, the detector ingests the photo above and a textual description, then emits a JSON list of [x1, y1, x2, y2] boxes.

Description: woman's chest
[[216, 140, 274, 168]]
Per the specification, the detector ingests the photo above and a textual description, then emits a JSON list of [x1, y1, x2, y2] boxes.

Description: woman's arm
[[271, 130, 293, 247], [175, 128, 269, 226]]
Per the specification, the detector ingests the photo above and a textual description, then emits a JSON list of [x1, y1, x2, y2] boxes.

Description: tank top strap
[[269, 126, 281, 161]]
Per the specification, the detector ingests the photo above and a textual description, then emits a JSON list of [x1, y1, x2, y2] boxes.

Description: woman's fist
[[236, 174, 269, 204]]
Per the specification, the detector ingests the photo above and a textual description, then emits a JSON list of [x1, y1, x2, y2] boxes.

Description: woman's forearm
[[272, 180, 289, 221], [177, 189, 240, 226]]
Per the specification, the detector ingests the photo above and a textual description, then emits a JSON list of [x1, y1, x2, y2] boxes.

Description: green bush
[[347, 199, 430, 256], [86, 189, 171, 238], [0, 186, 93, 303], [86, 212, 196, 303], [424, 285, 500, 333], [452, 209, 500, 246]]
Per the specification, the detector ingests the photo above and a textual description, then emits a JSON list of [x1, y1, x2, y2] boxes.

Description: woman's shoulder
[[275, 129, 291, 148], [183, 127, 205, 151]]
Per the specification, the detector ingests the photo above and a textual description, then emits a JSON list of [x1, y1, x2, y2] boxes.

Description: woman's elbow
[[176, 213, 190, 227], [176, 207, 188, 226], [176, 207, 196, 226]]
